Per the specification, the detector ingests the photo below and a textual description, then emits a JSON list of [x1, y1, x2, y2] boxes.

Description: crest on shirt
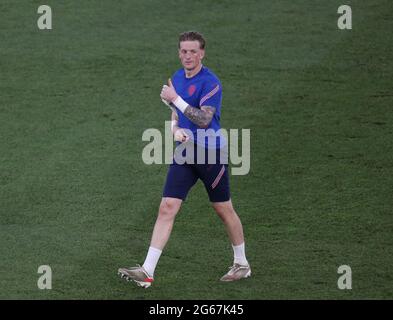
[[188, 84, 196, 96]]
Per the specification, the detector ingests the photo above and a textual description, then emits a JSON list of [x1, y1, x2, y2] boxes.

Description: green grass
[[1, 0, 392, 299]]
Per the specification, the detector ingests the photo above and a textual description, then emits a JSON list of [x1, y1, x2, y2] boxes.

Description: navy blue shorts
[[163, 142, 230, 202]]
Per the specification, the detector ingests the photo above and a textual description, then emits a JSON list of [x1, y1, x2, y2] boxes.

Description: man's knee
[[212, 200, 236, 221], [158, 197, 181, 219]]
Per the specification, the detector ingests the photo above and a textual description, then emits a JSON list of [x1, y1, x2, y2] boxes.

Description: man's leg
[[142, 197, 182, 276], [150, 197, 183, 250], [118, 197, 182, 287], [196, 150, 251, 281], [212, 200, 244, 246], [212, 200, 251, 281], [119, 159, 197, 288]]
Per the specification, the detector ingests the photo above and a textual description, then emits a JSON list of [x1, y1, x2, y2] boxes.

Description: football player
[[119, 31, 250, 288]]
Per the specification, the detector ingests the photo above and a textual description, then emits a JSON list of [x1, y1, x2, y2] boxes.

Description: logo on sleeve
[[188, 85, 197, 97]]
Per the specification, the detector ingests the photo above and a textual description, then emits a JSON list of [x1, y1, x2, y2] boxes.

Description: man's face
[[178, 40, 205, 71]]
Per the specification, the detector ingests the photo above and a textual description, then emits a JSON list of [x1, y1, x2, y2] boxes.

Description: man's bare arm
[[171, 110, 190, 142], [183, 105, 216, 128], [171, 111, 178, 121], [160, 80, 216, 128], [171, 111, 180, 133]]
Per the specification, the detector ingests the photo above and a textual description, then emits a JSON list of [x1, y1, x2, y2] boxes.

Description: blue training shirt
[[171, 66, 226, 149]]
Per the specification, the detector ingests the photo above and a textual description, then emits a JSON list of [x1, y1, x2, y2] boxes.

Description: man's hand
[[160, 79, 178, 103], [173, 128, 189, 143]]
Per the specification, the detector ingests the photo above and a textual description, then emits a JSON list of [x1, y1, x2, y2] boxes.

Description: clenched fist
[[173, 128, 189, 143], [160, 78, 178, 103]]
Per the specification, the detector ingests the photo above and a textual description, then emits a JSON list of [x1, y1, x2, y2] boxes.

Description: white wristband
[[173, 96, 188, 113]]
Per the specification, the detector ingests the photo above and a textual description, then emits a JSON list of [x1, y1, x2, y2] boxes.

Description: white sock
[[142, 246, 162, 277], [232, 243, 248, 266]]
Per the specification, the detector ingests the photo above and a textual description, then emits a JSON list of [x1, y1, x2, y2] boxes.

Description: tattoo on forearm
[[184, 105, 216, 128]]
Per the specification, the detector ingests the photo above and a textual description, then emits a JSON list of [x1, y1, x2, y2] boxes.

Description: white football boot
[[220, 263, 251, 282], [118, 265, 154, 288]]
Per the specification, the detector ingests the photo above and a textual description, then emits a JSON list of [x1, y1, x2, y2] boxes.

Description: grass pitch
[[0, 0, 392, 299]]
